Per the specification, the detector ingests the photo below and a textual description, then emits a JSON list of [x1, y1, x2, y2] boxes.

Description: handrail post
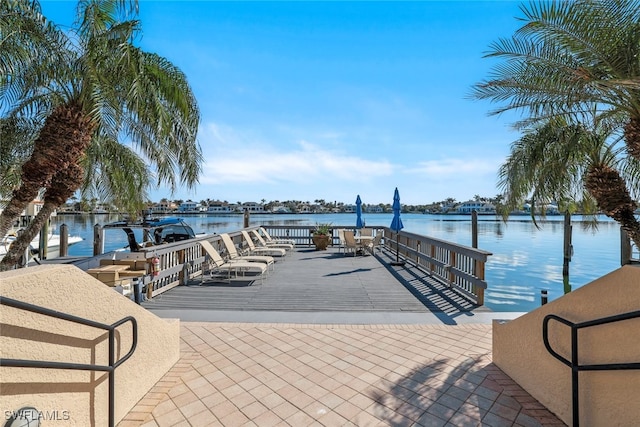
[[109, 327, 116, 427], [571, 324, 580, 427]]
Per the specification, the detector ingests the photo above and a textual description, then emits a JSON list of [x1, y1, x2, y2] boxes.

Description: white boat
[[0, 232, 83, 261]]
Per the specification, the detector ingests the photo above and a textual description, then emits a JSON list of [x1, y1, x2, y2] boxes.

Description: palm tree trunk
[[0, 102, 91, 239], [624, 116, 640, 161], [0, 202, 57, 271], [585, 163, 640, 248], [0, 162, 85, 270]]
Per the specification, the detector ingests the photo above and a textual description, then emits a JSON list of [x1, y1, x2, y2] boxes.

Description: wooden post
[[39, 220, 49, 259], [243, 209, 250, 228], [448, 252, 456, 284], [562, 211, 572, 277], [59, 224, 69, 257], [471, 210, 478, 248], [93, 224, 103, 256], [475, 259, 485, 305], [621, 227, 631, 265]]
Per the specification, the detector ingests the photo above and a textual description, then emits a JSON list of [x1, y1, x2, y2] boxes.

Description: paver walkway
[[120, 247, 566, 426], [118, 323, 565, 427]]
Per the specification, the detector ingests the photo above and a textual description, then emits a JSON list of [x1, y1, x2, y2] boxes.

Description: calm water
[[53, 213, 622, 313]]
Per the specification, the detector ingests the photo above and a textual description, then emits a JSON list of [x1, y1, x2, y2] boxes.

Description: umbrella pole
[[390, 232, 405, 266]]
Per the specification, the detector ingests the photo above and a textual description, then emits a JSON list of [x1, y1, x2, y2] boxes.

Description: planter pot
[[312, 234, 331, 250]]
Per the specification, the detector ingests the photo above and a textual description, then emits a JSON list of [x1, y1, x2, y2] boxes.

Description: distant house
[[343, 204, 356, 213], [270, 205, 291, 213], [455, 201, 496, 214], [366, 205, 384, 213], [240, 202, 265, 213], [151, 201, 177, 213], [207, 201, 232, 213], [522, 202, 561, 215], [297, 204, 312, 213], [178, 200, 199, 212]]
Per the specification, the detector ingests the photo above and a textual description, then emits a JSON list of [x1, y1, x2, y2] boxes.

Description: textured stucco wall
[[493, 265, 640, 426], [0, 264, 180, 426]]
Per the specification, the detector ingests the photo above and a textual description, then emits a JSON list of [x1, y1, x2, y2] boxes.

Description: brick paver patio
[[119, 246, 566, 426]]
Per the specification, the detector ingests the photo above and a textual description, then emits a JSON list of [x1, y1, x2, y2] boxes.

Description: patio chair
[[199, 240, 267, 284], [359, 228, 373, 237], [337, 229, 347, 254], [343, 230, 363, 256], [251, 229, 293, 251], [220, 233, 275, 272], [258, 227, 295, 246], [241, 230, 287, 257], [367, 232, 383, 255]]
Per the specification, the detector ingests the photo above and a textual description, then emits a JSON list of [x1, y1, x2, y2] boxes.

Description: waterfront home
[[206, 201, 232, 213], [455, 200, 497, 214], [270, 205, 291, 213], [343, 204, 356, 213], [178, 200, 205, 212], [238, 202, 265, 213], [367, 204, 384, 213], [149, 200, 177, 214], [522, 202, 561, 215]]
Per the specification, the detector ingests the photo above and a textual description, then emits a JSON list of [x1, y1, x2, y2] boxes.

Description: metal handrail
[[542, 310, 640, 427], [0, 296, 138, 427]]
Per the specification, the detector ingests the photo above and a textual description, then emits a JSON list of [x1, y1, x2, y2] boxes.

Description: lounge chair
[[199, 240, 267, 284], [258, 227, 295, 245], [251, 230, 293, 251], [343, 230, 363, 257], [241, 230, 287, 257], [220, 233, 275, 272]]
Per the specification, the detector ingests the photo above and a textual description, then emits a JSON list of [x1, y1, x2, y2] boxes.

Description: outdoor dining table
[[354, 235, 374, 255]]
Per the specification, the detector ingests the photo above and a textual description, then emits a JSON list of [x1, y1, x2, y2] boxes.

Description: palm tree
[[472, 0, 640, 159], [0, 0, 201, 269], [499, 117, 640, 248]]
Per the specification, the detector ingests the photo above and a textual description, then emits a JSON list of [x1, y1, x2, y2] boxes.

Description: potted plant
[[311, 223, 332, 250]]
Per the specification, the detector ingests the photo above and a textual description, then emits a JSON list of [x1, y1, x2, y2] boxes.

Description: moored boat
[[0, 232, 84, 261]]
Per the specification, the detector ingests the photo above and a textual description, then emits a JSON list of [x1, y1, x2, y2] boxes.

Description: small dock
[[141, 245, 515, 325]]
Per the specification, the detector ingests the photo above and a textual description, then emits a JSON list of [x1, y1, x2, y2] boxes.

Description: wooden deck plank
[[142, 246, 481, 315]]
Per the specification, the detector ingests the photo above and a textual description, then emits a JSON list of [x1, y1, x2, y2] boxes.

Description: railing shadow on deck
[[263, 225, 492, 306], [374, 249, 481, 325]]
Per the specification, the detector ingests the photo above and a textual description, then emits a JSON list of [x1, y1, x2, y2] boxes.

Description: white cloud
[[197, 122, 393, 186], [407, 158, 503, 178]]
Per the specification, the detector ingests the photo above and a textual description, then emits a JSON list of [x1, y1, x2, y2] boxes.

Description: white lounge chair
[[220, 233, 275, 272], [241, 230, 287, 257], [258, 227, 295, 246], [251, 229, 293, 251], [199, 240, 267, 284]]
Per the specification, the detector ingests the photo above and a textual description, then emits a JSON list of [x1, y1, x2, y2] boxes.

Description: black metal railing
[[542, 310, 640, 427], [0, 296, 138, 427]]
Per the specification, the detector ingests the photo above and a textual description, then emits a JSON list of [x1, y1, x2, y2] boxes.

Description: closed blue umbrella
[[390, 187, 405, 266], [355, 195, 363, 229]]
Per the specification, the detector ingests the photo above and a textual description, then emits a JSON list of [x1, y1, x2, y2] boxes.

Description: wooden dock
[[141, 245, 494, 323]]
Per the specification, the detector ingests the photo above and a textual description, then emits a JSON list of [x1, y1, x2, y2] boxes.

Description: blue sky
[[40, 1, 525, 206]]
